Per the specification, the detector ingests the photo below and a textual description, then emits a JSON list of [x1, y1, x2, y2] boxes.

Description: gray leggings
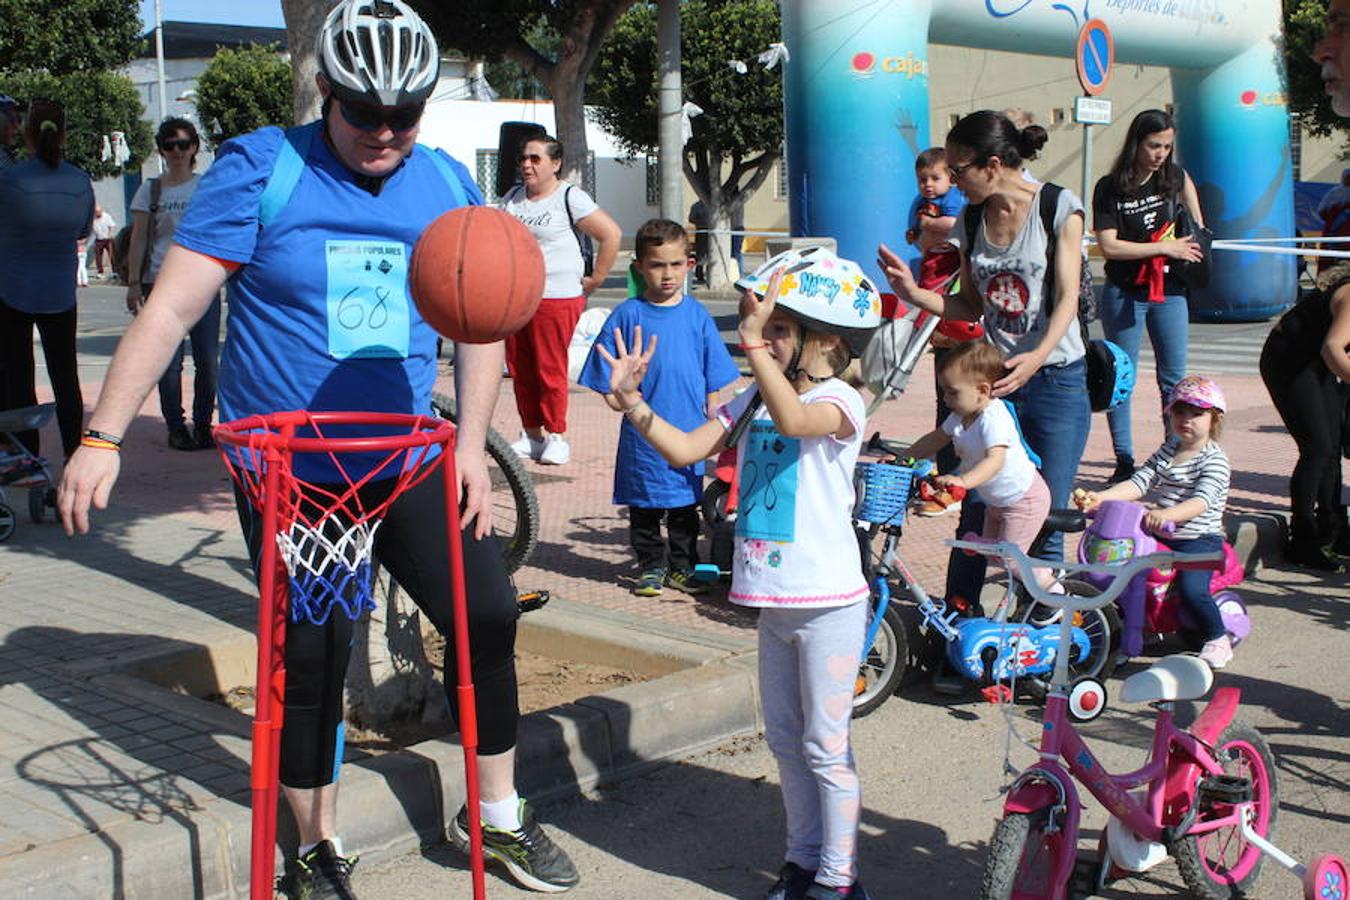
[[759, 601, 867, 888]]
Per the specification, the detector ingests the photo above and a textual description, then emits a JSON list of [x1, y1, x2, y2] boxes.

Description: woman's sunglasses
[[518, 153, 547, 164], [159, 139, 195, 152], [338, 99, 424, 133]]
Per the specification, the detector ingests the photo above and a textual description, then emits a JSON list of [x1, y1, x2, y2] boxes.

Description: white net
[[275, 516, 384, 624]]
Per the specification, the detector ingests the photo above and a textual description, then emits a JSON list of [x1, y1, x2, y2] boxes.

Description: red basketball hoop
[[215, 410, 487, 900]]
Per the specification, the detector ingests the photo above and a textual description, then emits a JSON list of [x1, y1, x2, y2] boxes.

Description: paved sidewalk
[[0, 288, 1318, 895]]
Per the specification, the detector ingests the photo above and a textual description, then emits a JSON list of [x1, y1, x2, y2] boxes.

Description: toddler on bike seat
[[597, 247, 880, 900], [1075, 375, 1234, 669], [908, 341, 1056, 590]]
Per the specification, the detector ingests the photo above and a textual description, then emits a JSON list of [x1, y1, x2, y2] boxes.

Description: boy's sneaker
[[804, 881, 870, 900], [665, 568, 711, 595], [764, 861, 817, 900], [276, 840, 359, 900], [451, 799, 580, 893], [1198, 635, 1234, 670], [632, 569, 665, 597], [538, 433, 571, 465], [511, 431, 545, 461]]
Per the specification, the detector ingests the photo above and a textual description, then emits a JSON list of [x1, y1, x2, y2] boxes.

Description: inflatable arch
[[781, 0, 1293, 321]]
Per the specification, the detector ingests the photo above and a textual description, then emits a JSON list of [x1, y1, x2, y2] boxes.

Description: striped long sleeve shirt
[[1128, 439, 1230, 540]]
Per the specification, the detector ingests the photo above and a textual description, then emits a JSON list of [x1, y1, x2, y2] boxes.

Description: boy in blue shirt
[[905, 146, 966, 291], [580, 219, 740, 596]]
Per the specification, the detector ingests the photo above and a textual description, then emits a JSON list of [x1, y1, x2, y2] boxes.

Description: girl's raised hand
[[876, 243, 918, 298], [596, 325, 657, 409], [739, 265, 784, 339]]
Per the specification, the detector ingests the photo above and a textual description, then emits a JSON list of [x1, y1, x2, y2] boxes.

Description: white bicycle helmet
[[318, 0, 440, 108], [737, 246, 883, 351]]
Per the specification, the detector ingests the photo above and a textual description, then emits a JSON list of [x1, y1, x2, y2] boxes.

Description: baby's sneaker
[[1199, 635, 1234, 670], [511, 431, 545, 461], [539, 433, 571, 465], [804, 881, 871, 899]]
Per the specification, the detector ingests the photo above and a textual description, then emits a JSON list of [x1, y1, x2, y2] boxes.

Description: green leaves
[[0, 0, 143, 75], [194, 45, 293, 148], [1283, 0, 1340, 138], [0, 70, 153, 178]]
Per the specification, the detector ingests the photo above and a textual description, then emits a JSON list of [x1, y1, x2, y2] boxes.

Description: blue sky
[[138, 0, 285, 29]]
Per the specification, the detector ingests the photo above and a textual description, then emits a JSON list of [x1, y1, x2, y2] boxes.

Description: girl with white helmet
[[599, 246, 880, 900], [1074, 375, 1236, 669]]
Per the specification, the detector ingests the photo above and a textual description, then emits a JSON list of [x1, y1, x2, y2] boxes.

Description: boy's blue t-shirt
[[907, 186, 966, 250], [579, 295, 740, 508], [172, 124, 482, 479]]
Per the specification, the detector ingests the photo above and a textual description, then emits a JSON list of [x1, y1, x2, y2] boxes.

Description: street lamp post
[[657, 0, 682, 223], [155, 0, 169, 172]]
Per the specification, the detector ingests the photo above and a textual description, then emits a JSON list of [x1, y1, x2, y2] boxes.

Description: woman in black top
[[1092, 109, 1205, 484]]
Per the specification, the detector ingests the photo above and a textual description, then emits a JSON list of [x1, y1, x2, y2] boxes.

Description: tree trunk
[[282, 0, 326, 123], [546, 71, 590, 188], [345, 570, 446, 728], [705, 205, 739, 290]]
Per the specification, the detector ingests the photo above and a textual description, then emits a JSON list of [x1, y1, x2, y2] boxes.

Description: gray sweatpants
[[758, 601, 867, 888]]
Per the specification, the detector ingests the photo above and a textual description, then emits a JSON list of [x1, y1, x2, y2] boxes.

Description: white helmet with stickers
[[736, 245, 883, 353], [318, 0, 440, 108]]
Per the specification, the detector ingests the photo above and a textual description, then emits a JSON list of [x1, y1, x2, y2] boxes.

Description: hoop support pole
[[442, 443, 485, 900], [250, 439, 286, 900]]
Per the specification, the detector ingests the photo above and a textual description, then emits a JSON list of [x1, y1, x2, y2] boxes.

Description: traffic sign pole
[[1081, 111, 1093, 213], [1073, 19, 1113, 223]]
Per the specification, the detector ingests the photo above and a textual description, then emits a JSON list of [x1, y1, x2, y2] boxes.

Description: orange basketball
[[410, 206, 545, 344]]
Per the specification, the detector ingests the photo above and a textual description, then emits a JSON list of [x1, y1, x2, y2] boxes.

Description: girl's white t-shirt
[[715, 379, 869, 609], [501, 181, 598, 298], [942, 399, 1036, 507], [130, 174, 201, 281]]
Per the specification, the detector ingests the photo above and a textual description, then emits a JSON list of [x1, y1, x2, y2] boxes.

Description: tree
[[411, 0, 638, 185], [591, 0, 783, 288], [0, 70, 153, 177], [0, 0, 142, 75], [1283, 0, 1340, 138], [194, 45, 294, 147], [281, 0, 326, 123]]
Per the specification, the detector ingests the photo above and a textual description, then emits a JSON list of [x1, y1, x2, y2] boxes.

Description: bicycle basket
[[854, 462, 917, 526]]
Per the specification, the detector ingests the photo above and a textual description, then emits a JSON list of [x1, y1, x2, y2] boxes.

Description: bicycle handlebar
[[947, 539, 1222, 612]]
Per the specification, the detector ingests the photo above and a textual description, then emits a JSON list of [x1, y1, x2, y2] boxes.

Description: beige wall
[[736, 43, 1346, 243]]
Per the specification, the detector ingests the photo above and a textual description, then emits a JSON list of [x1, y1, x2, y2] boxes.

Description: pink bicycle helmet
[[1166, 375, 1226, 413]]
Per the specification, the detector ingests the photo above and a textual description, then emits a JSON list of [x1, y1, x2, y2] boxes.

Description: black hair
[[524, 133, 563, 162], [25, 98, 64, 169], [634, 218, 688, 261], [156, 116, 200, 166], [946, 110, 1048, 171], [1108, 109, 1180, 194], [915, 147, 946, 171]]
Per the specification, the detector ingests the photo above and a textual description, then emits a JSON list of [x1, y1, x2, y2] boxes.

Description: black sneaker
[[193, 422, 215, 449], [276, 840, 359, 899], [764, 861, 817, 900], [167, 425, 196, 451], [1107, 454, 1135, 485], [451, 799, 579, 893], [1286, 540, 1345, 572], [665, 567, 711, 595]]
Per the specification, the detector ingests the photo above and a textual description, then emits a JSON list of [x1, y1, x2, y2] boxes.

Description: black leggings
[[0, 299, 83, 458], [235, 468, 520, 789], [1260, 335, 1348, 544]]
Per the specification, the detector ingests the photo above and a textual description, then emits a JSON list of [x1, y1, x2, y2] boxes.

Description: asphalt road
[[348, 564, 1347, 899]]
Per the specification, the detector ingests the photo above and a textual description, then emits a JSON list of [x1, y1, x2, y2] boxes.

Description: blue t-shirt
[[906, 186, 966, 263], [0, 159, 94, 314], [578, 296, 740, 508], [173, 123, 481, 479]]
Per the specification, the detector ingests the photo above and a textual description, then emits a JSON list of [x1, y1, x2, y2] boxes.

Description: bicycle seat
[[1119, 654, 1213, 703], [1042, 508, 1086, 534]]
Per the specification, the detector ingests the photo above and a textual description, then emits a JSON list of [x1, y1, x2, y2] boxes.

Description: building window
[[646, 154, 660, 205], [1290, 113, 1303, 182], [1050, 107, 1066, 126], [1165, 102, 1175, 117], [947, 113, 961, 131], [775, 143, 788, 200], [475, 149, 500, 202]]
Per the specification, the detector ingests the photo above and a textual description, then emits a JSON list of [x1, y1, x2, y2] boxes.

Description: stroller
[[0, 404, 58, 541]]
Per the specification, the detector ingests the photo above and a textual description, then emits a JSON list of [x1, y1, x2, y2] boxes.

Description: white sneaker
[[510, 431, 544, 460], [538, 433, 571, 465], [1199, 635, 1234, 670]]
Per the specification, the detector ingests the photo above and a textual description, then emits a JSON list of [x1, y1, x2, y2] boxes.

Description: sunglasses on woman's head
[[337, 99, 423, 133], [160, 139, 194, 152]]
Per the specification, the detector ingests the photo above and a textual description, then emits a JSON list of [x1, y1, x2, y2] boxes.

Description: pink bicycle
[[953, 539, 1347, 900]]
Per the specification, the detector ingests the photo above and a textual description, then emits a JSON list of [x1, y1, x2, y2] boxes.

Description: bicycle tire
[[430, 392, 540, 574], [701, 478, 731, 529], [1017, 577, 1121, 701], [853, 601, 908, 718], [980, 809, 1067, 900], [1173, 721, 1278, 899]]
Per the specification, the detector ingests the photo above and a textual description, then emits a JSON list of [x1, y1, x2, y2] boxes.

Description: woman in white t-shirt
[[126, 118, 218, 451], [501, 134, 621, 465], [908, 340, 1054, 590]]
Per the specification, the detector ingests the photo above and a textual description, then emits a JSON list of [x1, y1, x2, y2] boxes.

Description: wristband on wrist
[[81, 436, 121, 451], [739, 342, 768, 351], [83, 428, 123, 447]]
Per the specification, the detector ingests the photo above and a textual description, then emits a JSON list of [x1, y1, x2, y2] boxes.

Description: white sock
[[481, 792, 522, 831], [297, 836, 344, 858]]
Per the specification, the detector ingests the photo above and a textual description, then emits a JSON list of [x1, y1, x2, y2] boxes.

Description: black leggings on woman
[[0, 299, 83, 458], [1260, 336, 1348, 545], [235, 467, 520, 789]]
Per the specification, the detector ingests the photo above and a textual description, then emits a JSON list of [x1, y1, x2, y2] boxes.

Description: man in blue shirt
[[57, 2, 578, 897]]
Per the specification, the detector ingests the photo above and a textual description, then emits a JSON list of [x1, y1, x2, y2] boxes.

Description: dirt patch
[[209, 644, 644, 753]]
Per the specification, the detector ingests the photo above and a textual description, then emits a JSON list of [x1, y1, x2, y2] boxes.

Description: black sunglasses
[[518, 152, 547, 164], [337, 99, 424, 133], [948, 159, 979, 181], [159, 138, 194, 152]]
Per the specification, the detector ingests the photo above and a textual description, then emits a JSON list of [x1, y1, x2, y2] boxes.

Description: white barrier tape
[[1208, 235, 1350, 244], [1211, 240, 1350, 259]]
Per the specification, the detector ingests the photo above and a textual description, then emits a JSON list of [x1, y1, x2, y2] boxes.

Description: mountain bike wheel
[[1174, 721, 1278, 899], [1017, 577, 1120, 701], [431, 392, 540, 574], [853, 600, 908, 718], [980, 809, 1069, 899]]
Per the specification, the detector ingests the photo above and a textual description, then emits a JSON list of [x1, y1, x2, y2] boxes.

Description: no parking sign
[[1076, 18, 1114, 96]]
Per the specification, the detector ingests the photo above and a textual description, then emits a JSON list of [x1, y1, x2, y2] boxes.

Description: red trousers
[[506, 296, 586, 433]]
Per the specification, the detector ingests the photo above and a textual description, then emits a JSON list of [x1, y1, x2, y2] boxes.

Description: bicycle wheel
[[1018, 577, 1120, 700], [1173, 721, 1278, 900], [431, 392, 540, 574], [980, 809, 1069, 899], [853, 600, 908, 718]]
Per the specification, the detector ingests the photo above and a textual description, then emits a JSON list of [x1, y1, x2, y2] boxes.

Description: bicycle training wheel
[[1173, 721, 1278, 899], [1017, 577, 1120, 700], [431, 392, 540, 574], [979, 808, 1069, 900], [853, 600, 908, 718]]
